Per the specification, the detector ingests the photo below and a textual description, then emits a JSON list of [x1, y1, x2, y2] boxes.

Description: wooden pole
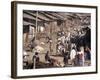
[[50, 22, 52, 54], [25, 32, 29, 45], [35, 11, 38, 39]]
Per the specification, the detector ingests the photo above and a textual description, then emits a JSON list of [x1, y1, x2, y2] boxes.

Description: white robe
[[70, 49, 76, 60]]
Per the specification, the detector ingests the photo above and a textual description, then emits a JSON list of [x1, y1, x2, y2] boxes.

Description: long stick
[[35, 11, 38, 38]]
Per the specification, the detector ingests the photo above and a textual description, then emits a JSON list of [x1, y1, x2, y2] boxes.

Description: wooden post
[[25, 32, 29, 45], [50, 22, 52, 54], [35, 11, 38, 39]]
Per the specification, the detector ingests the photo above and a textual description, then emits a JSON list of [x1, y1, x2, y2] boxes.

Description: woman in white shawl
[[70, 47, 77, 66]]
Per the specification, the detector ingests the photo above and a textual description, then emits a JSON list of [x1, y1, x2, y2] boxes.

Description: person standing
[[63, 51, 69, 67], [77, 47, 84, 66], [70, 47, 77, 66], [32, 52, 40, 69], [45, 51, 51, 63]]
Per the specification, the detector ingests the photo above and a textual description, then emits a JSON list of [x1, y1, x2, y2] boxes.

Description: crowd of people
[[31, 45, 91, 69], [23, 26, 91, 69]]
